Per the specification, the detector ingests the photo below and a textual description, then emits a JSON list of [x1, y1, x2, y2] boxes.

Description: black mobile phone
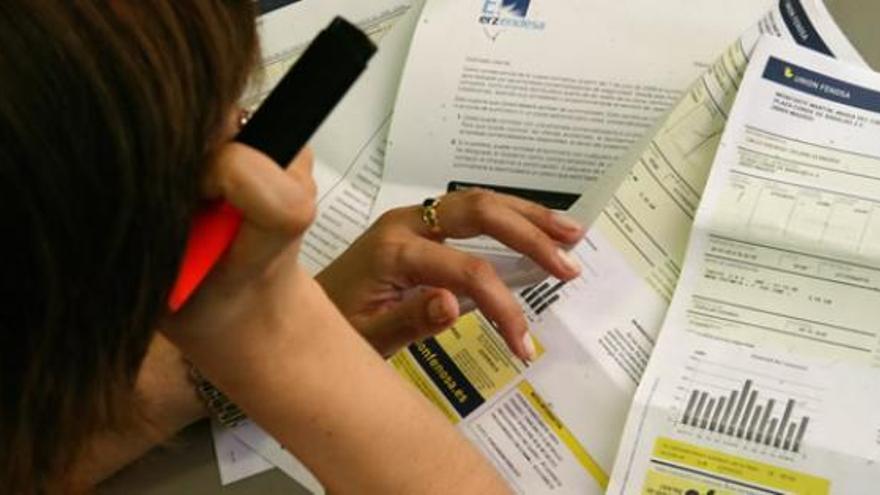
[[236, 16, 377, 166]]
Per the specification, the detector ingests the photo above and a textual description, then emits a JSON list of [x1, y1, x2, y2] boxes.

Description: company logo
[[479, 0, 545, 31], [783, 64, 852, 100], [501, 0, 530, 17]]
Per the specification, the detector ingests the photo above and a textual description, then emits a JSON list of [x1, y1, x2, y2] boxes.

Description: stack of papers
[[609, 31, 880, 495], [210, 0, 880, 493]]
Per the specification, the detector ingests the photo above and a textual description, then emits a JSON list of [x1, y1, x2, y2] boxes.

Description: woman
[[0, 2, 584, 492]]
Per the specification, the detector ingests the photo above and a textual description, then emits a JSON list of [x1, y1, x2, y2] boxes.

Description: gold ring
[[421, 197, 443, 235]]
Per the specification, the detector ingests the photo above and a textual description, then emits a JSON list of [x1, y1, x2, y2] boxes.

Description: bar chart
[[679, 378, 810, 453], [520, 280, 567, 315]]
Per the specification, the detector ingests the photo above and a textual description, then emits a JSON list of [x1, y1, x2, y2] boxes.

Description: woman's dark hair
[[0, 1, 257, 491]]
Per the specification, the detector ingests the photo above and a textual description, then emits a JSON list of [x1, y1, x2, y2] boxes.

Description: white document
[[609, 36, 880, 494], [229, 420, 325, 494], [210, 420, 275, 486], [555, 0, 865, 398], [212, 0, 420, 488], [542, 0, 865, 492], [387, 1, 870, 494], [372, 0, 775, 256]]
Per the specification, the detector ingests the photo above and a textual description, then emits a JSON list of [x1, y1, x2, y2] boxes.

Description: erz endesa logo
[[478, 0, 545, 30]]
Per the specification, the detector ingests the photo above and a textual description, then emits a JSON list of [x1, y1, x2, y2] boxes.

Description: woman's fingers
[[492, 192, 585, 245], [455, 199, 581, 280], [202, 143, 316, 237], [352, 288, 459, 357], [433, 189, 583, 242], [391, 237, 536, 361], [389, 189, 585, 281]]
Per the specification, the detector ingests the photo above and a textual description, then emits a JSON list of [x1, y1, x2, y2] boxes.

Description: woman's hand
[[161, 145, 513, 494], [162, 142, 319, 382], [317, 189, 585, 360]]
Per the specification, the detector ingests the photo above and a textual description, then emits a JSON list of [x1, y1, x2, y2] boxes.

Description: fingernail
[[522, 333, 537, 361], [557, 248, 582, 275], [553, 212, 584, 232], [428, 295, 451, 324]]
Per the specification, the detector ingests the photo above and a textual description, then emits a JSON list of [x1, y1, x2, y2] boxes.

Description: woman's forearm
[[169, 269, 511, 494]]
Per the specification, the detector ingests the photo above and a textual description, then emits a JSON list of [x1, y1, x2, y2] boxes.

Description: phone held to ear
[[168, 17, 377, 312]]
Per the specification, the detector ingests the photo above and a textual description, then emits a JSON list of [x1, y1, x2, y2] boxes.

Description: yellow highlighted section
[[518, 381, 609, 489], [649, 437, 829, 494], [434, 312, 536, 400], [390, 352, 459, 424], [391, 311, 545, 423], [643, 470, 736, 495]]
